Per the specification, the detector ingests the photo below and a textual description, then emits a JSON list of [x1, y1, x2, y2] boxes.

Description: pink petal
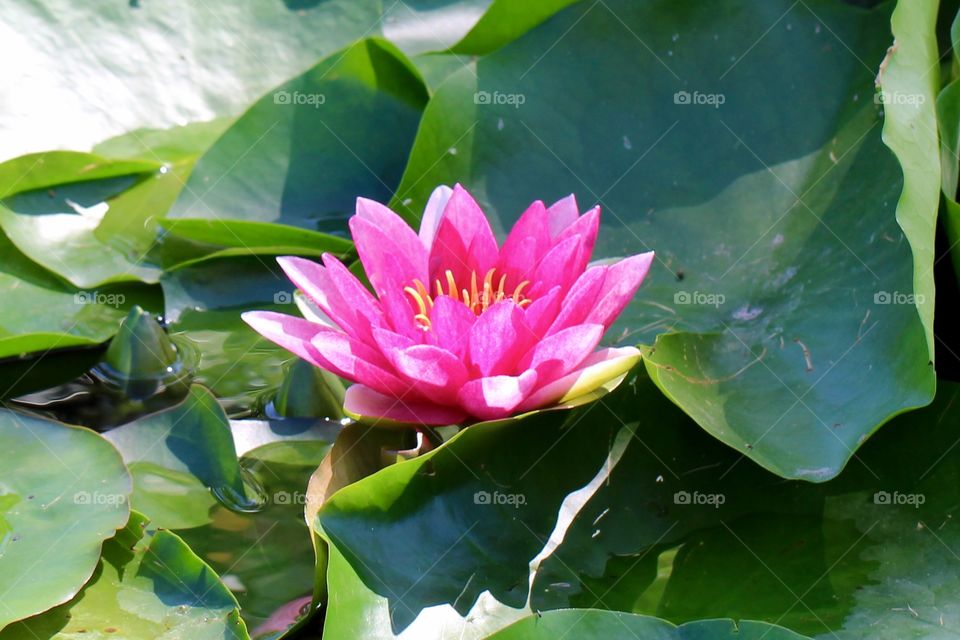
[[584, 252, 655, 328], [372, 327, 416, 353], [554, 206, 600, 273], [546, 266, 607, 335], [429, 295, 476, 358], [519, 347, 641, 411], [429, 184, 499, 285], [308, 330, 412, 397], [350, 215, 427, 300], [523, 285, 562, 339], [498, 200, 551, 281], [276, 257, 352, 334], [518, 323, 604, 383], [356, 197, 428, 268], [457, 370, 538, 420], [344, 384, 467, 426], [468, 301, 534, 377], [383, 344, 468, 403], [529, 234, 584, 298], [379, 288, 423, 341], [242, 311, 329, 368], [546, 194, 580, 238], [321, 253, 385, 342], [419, 185, 453, 250]]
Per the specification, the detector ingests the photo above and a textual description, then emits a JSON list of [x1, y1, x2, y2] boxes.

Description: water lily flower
[[243, 185, 654, 426]]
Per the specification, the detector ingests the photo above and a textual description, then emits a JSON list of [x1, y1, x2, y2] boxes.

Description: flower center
[[404, 268, 532, 330]]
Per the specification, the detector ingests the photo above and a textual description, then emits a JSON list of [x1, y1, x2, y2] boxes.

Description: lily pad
[[0, 152, 158, 198], [0, 410, 131, 630], [317, 363, 960, 637], [155, 219, 353, 271], [318, 393, 634, 632], [0, 0, 389, 160], [103, 385, 245, 530], [389, 0, 936, 480], [0, 152, 181, 287], [167, 38, 428, 237], [0, 230, 161, 360], [0, 511, 249, 640], [486, 609, 810, 640], [876, 0, 940, 354]]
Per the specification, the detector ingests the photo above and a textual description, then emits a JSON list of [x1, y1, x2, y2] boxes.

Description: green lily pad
[[0, 410, 131, 630], [0, 230, 161, 359], [0, 0, 392, 160], [0, 511, 249, 639], [0, 152, 158, 198], [272, 358, 346, 420], [92, 118, 236, 164], [156, 219, 353, 271], [0, 1, 536, 161], [322, 538, 528, 639], [876, 0, 939, 355], [486, 609, 810, 640], [318, 393, 635, 631], [167, 38, 428, 237], [937, 6, 960, 282], [0, 151, 184, 288], [103, 385, 245, 530], [389, 0, 936, 480], [450, 0, 581, 55], [317, 368, 960, 638]]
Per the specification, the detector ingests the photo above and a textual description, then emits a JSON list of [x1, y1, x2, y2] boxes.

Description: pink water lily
[[243, 185, 653, 426]]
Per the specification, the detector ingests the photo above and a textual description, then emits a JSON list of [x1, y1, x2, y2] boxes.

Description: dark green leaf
[[391, 0, 935, 479]]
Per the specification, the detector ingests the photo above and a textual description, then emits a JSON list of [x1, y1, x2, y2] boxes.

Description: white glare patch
[[65, 199, 109, 221], [732, 305, 763, 321], [221, 574, 247, 592]]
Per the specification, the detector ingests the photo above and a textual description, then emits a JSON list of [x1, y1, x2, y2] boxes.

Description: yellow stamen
[[405, 269, 534, 329], [445, 270, 457, 298], [403, 286, 429, 317], [512, 280, 530, 303], [413, 313, 432, 330], [470, 271, 479, 311]]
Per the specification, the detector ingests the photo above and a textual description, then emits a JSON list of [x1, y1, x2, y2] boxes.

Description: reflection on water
[[211, 466, 270, 514], [10, 309, 196, 430], [177, 442, 331, 629]]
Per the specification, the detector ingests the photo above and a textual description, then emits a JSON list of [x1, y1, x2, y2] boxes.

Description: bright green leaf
[[0, 410, 131, 630]]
